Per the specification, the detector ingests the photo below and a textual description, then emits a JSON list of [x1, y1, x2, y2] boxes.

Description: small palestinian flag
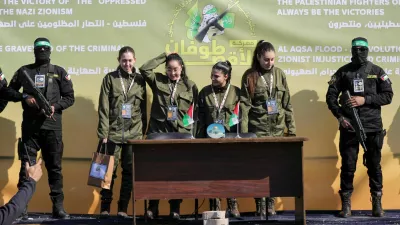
[[183, 103, 194, 127], [229, 101, 240, 127], [381, 74, 392, 84]]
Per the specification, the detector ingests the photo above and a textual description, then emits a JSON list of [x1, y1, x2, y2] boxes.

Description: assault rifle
[[344, 90, 367, 166], [195, 1, 239, 42]]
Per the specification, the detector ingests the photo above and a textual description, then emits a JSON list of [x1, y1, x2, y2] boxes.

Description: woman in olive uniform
[[139, 52, 198, 220], [240, 40, 296, 217], [196, 60, 241, 218], [97, 46, 147, 219]]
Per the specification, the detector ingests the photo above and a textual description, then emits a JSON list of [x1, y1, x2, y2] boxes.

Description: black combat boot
[[209, 198, 221, 211], [209, 199, 215, 210], [51, 195, 70, 219], [371, 191, 384, 217], [145, 200, 159, 220], [99, 199, 111, 218], [254, 198, 266, 218], [169, 200, 181, 220], [338, 191, 352, 218], [266, 197, 276, 216], [226, 198, 240, 218]]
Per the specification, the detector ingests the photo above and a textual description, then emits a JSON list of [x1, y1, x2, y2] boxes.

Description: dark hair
[[212, 60, 232, 83], [118, 46, 135, 61], [166, 53, 190, 90], [246, 40, 276, 98]]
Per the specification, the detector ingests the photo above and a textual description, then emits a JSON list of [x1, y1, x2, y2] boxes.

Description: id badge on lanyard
[[122, 103, 132, 118], [35, 74, 46, 88], [167, 79, 179, 121], [266, 99, 278, 115], [261, 74, 278, 115], [214, 106, 225, 124], [353, 79, 364, 93], [167, 106, 178, 121], [119, 70, 136, 119], [212, 84, 230, 125]]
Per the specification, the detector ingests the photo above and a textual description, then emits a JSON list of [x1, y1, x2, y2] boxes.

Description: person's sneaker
[[99, 210, 110, 219], [117, 211, 131, 219], [169, 212, 180, 220]]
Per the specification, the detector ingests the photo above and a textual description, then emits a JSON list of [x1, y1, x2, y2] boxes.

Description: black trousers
[[99, 141, 133, 212], [339, 128, 385, 193], [18, 129, 64, 198]]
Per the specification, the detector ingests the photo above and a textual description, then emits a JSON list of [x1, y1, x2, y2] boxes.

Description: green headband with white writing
[[34, 41, 51, 48], [352, 40, 368, 48]]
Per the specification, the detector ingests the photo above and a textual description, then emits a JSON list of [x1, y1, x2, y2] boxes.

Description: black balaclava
[[34, 37, 51, 66], [351, 37, 369, 66]]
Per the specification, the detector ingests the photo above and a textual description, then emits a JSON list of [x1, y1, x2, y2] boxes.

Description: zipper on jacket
[[122, 115, 125, 143]]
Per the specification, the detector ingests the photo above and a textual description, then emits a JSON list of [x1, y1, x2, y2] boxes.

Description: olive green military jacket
[[196, 83, 240, 138], [97, 67, 147, 143], [240, 66, 296, 137], [139, 53, 198, 134]]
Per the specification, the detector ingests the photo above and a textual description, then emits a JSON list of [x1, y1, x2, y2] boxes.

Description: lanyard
[[168, 78, 180, 105], [260, 72, 274, 97], [118, 70, 136, 101], [211, 83, 231, 116]]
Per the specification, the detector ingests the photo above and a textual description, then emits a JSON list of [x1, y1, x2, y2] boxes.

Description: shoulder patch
[[328, 75, 337, 85], [381, 74, 392, 84], [65, 74, 71, 81], [367, 74, 377, 79]]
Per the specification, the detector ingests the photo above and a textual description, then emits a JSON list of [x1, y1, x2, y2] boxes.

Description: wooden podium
[[127, 137, 308, 225]]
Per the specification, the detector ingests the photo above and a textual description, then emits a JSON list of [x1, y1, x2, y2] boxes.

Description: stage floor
[[12, 211, 400, 225]]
